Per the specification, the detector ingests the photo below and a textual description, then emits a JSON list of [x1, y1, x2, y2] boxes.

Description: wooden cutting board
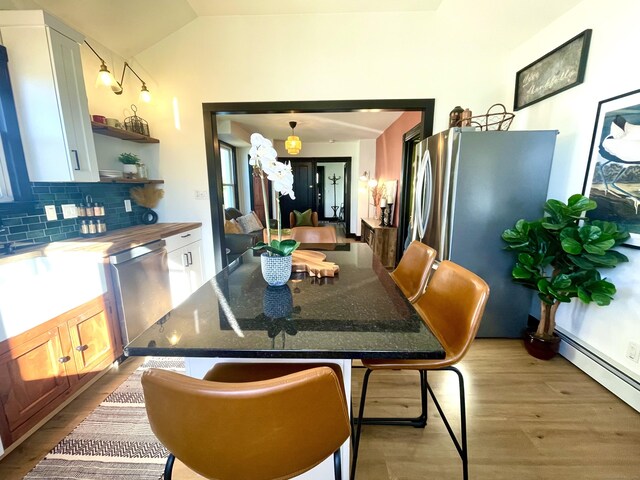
[[292, 250, 340, 277]]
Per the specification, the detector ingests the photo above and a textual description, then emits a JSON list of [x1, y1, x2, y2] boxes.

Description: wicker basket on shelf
[[456, 103, 515, 131], [124, 104, 150, 136]]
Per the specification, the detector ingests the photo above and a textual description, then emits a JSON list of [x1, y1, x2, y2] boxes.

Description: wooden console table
[[360, 218, 397, 268]]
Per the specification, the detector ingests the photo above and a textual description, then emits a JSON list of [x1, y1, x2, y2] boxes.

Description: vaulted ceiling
[[0, 0, 582, 58]]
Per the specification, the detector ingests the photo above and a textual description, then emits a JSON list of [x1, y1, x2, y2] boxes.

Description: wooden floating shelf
[[99, 177, 164, 184], [91, 121, 159, 143]]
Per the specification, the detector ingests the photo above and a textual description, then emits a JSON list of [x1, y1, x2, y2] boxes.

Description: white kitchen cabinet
[[165, 227, 204, 307], [0, 10, 98, 182]]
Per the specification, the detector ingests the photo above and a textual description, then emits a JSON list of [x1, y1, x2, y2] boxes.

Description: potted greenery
[[247, 133, 300, 286], [501, 194, 629, 359], [118, 152, 140, 178]]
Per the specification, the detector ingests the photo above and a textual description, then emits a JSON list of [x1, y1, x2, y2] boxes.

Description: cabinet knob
[[75, 344, 89, 352], [58, 356, 71, 363]]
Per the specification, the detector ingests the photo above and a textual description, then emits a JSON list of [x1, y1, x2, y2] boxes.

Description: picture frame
[[582, 88, 640, 248], [514, 29, 592, 111]]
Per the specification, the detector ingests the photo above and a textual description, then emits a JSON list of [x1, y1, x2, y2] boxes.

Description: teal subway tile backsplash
[[0, 181, 148, 245]]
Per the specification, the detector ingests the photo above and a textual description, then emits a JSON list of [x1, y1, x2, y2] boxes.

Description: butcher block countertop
[[0, 223, 202, 263]]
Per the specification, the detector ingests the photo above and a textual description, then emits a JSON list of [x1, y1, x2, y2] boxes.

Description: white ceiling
[[0, 0, 582, 58], [219, 111, 406, 145]]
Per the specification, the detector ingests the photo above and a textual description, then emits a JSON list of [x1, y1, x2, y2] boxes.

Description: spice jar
[[96, 219, 107, 233], [88, 220, 96, 234], [94, 202, 105, 216], [77, 203, 86, 217], [80, 220, 89, 235]]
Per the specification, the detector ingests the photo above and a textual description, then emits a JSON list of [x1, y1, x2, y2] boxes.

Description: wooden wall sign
[[514, 29, 592, 111]]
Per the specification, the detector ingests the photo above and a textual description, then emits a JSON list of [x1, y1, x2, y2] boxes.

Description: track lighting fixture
[[85, 41, 152, 103]]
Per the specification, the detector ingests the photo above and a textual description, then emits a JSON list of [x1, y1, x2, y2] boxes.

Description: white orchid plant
[[249, 133, 300, 257]]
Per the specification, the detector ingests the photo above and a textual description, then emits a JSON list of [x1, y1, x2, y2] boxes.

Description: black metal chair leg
[[358, 370, 428, 428], [350, 368, 371, 480], [163, 453, 175, 480], [333, 448, 342, 480], [425, 367, 468, 480]]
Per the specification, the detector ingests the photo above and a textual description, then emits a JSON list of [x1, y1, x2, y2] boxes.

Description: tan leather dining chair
[[291, 225, 338, 243], [142, 364, 350, 480], [390, 240, 438, 303], [351, 260, 490, 480]]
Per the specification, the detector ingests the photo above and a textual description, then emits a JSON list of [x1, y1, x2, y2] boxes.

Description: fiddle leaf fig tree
[[501, 194, 629, 340]]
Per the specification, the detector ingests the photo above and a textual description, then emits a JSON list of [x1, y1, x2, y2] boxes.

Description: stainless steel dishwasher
[[109, 240, 172, 345]]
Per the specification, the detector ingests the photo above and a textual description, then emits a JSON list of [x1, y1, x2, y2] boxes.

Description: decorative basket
[[124, 104, 150, 136], [456, 103, 515, 131]]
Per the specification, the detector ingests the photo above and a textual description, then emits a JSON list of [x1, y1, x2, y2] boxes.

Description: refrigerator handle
[[411, 150, 424, 241], [415, 148, 432, 241]]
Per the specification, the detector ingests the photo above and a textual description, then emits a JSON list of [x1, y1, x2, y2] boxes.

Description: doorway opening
[[203, 99, 435, 270]]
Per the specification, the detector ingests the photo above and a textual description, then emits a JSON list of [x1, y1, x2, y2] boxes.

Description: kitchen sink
[[0, 251, 107, 342]]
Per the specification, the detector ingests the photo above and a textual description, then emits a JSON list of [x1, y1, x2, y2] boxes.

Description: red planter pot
[[523, 329, 560, 360]]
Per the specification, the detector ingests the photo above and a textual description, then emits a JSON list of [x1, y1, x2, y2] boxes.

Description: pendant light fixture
[[84, 41, 152, 103], [285, 121, 302, 155]]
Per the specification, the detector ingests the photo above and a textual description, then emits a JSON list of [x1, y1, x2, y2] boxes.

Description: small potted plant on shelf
[[118, 152, 140, 178], [501, 194, 629, 360]]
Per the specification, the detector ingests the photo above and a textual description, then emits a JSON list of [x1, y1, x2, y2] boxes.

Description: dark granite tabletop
[[124, 243, 445, 360]]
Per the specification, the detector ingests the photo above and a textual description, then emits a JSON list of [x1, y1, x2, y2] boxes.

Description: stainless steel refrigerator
[[409, 128, 557, 337]]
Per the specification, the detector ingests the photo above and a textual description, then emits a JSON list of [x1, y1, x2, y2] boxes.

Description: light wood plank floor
[[0, 340, 638, 479]]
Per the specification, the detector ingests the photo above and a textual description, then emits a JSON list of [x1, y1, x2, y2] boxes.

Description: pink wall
[[375, 111, 422, 225]]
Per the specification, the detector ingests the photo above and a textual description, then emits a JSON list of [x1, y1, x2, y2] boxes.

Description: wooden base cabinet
[[0, 294, 120, 450], [361, 218, 398, 268]]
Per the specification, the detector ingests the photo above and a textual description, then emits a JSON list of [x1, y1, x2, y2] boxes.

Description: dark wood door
[[251, 173, 267, 226], [280, 161, 315, 228]]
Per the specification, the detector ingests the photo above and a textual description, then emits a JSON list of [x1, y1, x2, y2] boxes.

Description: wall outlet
[[61, 204, 78, 219], [124, 199, 132, 212], [626, 342, 640, 363], [194, 190, 208, 200], [44, 205, 57, 221]]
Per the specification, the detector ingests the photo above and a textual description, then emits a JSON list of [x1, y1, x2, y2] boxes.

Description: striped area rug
[[24, 357, 185, 480]]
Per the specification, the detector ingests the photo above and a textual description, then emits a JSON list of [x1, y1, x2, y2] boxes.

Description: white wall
[[503, 0, 640, 384]]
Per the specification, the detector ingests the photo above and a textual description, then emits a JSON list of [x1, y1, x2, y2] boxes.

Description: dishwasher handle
[[109, 240, 167, 264]]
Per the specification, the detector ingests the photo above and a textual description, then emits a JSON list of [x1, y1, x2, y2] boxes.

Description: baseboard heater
[[556, 330, 640, 411]]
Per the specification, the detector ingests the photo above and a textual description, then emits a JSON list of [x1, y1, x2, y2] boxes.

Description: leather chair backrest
[[291, 225, 337, 243], [141, 366, 350, 480], [413, 260, 489, 364], [390, 241, 437, 303], [289, 211, 319, 228]]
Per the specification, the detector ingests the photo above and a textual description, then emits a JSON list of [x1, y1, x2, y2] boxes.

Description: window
[[220, 141, 238, 209]]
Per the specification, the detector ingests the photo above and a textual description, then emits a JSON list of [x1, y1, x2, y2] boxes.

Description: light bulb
[[139, 84, 152, 103], [95, 62, 116, 88]]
